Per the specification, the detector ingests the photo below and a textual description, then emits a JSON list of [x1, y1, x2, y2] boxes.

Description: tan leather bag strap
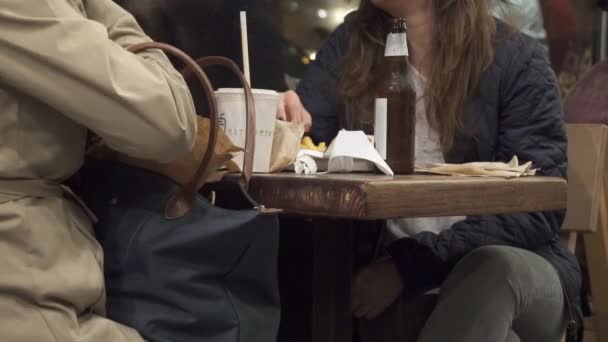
[[128, 43, 256, 219]]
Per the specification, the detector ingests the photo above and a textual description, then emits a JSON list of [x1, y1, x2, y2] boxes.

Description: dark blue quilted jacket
[[296, 21, 581, 327]]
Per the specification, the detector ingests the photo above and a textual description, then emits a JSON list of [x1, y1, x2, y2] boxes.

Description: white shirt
[[386, 68, 465, 240]]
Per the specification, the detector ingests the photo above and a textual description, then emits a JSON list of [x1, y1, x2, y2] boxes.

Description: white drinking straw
[[240, 11, 251, 85]]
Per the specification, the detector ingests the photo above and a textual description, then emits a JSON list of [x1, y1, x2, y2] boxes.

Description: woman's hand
[[276, 90, 312, 132], [352, 258, 404, 320]]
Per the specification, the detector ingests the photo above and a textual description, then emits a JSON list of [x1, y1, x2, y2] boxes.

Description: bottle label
[[374, 98, 388, 160], [384, 32, 409, 57]]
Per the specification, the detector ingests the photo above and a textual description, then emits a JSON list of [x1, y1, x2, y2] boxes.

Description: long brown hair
[[338, 0, 503, 151]]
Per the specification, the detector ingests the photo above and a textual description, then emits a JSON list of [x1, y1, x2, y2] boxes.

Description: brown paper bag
[[90, 116, 241, 188], [268, 120, 306, 173]]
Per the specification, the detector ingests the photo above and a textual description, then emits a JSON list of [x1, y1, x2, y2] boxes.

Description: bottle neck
[[384, 31, 409, 58], [382, 55, 411, 78]]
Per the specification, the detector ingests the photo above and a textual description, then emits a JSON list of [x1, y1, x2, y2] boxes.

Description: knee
[[468, 245, 523, 264], [456, 246, 529, 283]]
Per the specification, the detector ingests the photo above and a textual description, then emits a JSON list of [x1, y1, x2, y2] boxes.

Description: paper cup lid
[[216, 88, 278, 96]]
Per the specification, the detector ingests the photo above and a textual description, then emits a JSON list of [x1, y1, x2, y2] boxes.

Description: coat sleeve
[[0, 0, 197, 163], [388, 38, 568, 292], [296, 24, 350, 144]]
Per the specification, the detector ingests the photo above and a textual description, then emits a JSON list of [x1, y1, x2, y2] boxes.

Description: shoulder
[[309, 20, 354, 75], [492, 20, 553, 88], [322, 20, 353, 54]]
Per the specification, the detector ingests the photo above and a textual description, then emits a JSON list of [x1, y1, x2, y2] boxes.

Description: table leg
[[312, 220, 354, 342], [278, 217, 313, 342]]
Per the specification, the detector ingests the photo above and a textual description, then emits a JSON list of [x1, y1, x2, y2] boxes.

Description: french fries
[[300, 136, 327, 152]]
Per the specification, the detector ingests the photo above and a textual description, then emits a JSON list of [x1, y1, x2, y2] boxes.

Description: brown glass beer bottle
[[374, 18, 416, 175]]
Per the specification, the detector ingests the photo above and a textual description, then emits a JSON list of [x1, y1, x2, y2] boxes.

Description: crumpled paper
[[293, 155, 318, 175], [415, 156, 537, 178], [89, 116, 241, 188], [292, 130, 390, 175]]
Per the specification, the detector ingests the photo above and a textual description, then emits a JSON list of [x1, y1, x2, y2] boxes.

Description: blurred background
[[280, 0, 357, 88], [280, 0, 606, 97], [117, 0, 606, 97]]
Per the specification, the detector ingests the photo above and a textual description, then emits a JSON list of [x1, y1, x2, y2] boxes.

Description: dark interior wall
[[115, 0, 287, 112]]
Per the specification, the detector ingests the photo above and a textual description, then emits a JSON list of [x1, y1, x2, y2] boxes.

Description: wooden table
[[246, 173, 568, 342], [249, 173, 567, 220]]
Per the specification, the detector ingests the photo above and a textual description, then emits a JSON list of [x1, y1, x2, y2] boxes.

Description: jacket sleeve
[[0, 0, 197, 163], [296, 24, 349, 144], [388, 38, 568, 292]]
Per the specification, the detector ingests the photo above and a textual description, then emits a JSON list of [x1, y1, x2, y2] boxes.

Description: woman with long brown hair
[[279, 0, 581, 341]]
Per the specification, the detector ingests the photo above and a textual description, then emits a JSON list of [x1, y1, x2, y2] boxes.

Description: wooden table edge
[[245, 174, 567, 220]]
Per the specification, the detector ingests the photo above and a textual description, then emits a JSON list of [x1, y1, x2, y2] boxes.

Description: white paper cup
[[215, 88, 279, 173]]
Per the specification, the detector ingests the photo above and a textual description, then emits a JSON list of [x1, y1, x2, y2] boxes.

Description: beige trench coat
[[0, 0, 197, 340]]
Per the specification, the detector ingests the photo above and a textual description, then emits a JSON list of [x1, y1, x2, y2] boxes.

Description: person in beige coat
[[0, 0, 197, 340]]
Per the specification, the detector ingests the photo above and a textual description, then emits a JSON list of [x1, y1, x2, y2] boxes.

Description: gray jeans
[[359, 246, 566, 342]]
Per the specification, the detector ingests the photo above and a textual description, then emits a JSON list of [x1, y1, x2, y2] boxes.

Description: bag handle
[[127, 42, 256, 219], [181, 57, 256, 187]]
